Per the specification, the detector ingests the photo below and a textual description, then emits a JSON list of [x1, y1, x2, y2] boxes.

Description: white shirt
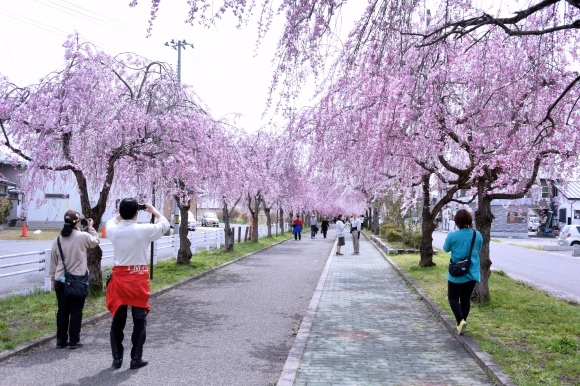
[[106, 216, 170, 266], [350, 218, 361, 231], [336, 220, 347, 237]]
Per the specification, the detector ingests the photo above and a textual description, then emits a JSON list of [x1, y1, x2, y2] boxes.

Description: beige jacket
[[49, 228, 100, 281]]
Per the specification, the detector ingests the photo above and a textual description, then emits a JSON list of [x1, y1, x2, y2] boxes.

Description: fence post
[[192, 232, 196, 255], [152, 239, 158, 264], [173, 234, 179, 259], [217, 230, 221, 250], [43, 249, 52, 292], [205, 231, 209, 251], [237, 227, 241, 243]]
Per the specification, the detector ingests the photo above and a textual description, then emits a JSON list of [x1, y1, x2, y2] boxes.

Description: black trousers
[[321, 228, 328, 238], [110, 305, 148, 361], [447, 280, 477, 325], [55, 281, 86, 345]]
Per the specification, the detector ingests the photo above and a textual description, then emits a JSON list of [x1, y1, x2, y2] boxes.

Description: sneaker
[[56, 342, 69, 349], [457, 320, 467, 335]]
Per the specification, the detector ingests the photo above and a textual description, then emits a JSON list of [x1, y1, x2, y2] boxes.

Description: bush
[[401, 229, 422, 249], [240, 213, 249, 224], [385, 229, 403, 243], [0, 198, 12, 224], [379, 222, 397, 236]]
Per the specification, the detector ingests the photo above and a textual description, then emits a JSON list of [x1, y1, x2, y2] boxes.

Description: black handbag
[[57, 237, 89, 299], [448, 230, 476, 277]]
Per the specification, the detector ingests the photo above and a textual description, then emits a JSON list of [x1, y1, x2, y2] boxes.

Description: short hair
[[119, 198, 138, 220], [454, 209, 473, 229]]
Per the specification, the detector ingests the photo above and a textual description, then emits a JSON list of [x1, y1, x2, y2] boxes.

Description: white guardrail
[[0, 223, 287, 294]]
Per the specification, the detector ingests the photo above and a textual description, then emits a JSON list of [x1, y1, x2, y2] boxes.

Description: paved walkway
[[279, 234, 495, 385], [0, 229, 504, 385]]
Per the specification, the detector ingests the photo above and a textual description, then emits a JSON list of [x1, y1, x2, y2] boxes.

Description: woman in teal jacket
[[443, 209, 483, 335]]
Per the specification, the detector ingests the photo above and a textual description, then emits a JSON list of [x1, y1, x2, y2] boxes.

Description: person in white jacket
[[335, 214, 347, 255]]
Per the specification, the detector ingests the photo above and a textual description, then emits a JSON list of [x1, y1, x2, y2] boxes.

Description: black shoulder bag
[[448, 230, 476, 277], [57, 237, 89, 299]]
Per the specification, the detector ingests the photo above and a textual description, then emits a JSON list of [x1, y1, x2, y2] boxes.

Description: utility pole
[[164, 39, 194, 83], [165, 39, 194, 228]]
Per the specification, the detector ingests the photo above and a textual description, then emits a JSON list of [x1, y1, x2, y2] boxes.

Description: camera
[[138, 203, 147, 211], [80, 218, 88, 227]]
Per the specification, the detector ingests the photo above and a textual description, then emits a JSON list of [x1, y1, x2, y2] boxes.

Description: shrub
[[379, 222, 397, 236], [401, 229, 422, 249], [385, 228, 403, 243], [240, 213, 249, 224], [0, 198, 12, 224]]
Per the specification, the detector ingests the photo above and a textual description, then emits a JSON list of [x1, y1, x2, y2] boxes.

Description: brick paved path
[[283, 235, 493, 385]]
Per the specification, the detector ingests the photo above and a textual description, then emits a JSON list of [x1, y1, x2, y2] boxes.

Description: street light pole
[[164, 39, 194, 228]]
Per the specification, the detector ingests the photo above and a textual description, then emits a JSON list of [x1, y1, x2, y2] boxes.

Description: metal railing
[[0, 223, 288, 294]]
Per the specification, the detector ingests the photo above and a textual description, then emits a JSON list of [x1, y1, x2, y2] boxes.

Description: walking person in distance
[[335, 214, 347, 255], [320, 216, 330, 238], [106, 199, 170, 369], [50, 210, 100, 349], [443, 209, 483, 335], [350, 213, 362, 254], [292, 214, 303, 241], [310, 215, 318, 239]]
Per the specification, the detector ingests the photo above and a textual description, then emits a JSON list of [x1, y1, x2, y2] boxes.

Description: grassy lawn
[[389, 251, 580, 386], [0, 234, 291, 353], [0, 229, 61, 241]]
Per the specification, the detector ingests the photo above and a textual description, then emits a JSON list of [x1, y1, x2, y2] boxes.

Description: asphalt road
[[431, 230, 580, 302], [0, 231, 334, 385]]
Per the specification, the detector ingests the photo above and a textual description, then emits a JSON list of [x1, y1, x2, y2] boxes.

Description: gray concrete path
[[279, 234, 494, 385]]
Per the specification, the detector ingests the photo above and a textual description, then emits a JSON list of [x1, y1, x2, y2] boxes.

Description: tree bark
[[473, 180, 493, 302], [372, 205, 380, 235], [279, 207, 285, 234], [264, 205, 272, 236], [247, 192, 262, 242], [175, 200, 192, 265], [222, 200, 235, 252]]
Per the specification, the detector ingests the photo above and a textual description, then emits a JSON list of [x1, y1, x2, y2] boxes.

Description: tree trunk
[[222, 200, 235, 252], [279, 207, 284, 234], [372, 206, 380, 235], [175, 201, 192, 265], [419, 173, 437, 267], [264, 206, 272, 237], [473, 183, 493, 302]]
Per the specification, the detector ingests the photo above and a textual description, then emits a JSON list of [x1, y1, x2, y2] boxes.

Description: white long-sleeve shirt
[[336, 220, 347, 237], [350, 218, 362, 231], [106, 216, 170, 266]]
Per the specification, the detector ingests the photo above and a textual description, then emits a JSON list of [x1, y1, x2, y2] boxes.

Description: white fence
[[0, 223, 288, 295]]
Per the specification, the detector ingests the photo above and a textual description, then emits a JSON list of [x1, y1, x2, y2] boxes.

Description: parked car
[[557, 225, 580, 246], [528, 216, 540, 232], [187, 211, 196, 231], [201, 212, 220, 227]]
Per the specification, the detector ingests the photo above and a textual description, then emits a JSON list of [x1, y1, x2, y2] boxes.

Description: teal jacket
[[443, 228, 483, 283]]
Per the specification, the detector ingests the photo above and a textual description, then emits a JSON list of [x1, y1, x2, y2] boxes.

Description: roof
[[554, 181, 580, 200]]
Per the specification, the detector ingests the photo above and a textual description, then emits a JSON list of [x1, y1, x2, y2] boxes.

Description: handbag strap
[[466, 230, 477, 262], [56, 236, 69, 275]]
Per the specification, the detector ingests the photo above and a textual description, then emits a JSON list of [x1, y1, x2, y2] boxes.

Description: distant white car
[[187, 211, 196, 231], [557, 225, 580, 246], [528, 216, 540, 232], [201, 212, 220, 227]]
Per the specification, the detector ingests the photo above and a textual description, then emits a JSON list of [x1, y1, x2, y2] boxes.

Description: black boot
[[110, 329, 124, 369]]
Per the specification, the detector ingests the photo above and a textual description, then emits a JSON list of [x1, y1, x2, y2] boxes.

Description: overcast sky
[[0, 0, 312, 131]]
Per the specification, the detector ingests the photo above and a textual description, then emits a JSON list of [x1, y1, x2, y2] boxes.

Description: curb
[[0, 236, 291, 363], [368, 234, 515, 386]]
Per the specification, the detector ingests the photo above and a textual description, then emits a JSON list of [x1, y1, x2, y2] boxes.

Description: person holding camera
[[50, 210, 100, 349], [105, 198, 170, 370], [335, 214, 347, 255]]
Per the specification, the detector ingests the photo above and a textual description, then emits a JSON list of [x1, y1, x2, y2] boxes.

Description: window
[[541, 186, 549, 198], [44, 193, 70, 199]]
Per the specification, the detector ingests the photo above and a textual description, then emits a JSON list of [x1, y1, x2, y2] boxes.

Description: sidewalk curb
[[0, 237, 292, 364], [368, 234, 515, 386], [277, 242, 336, 386]]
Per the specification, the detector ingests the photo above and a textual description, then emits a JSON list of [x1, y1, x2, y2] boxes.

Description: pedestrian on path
[[310, 215, 318, 239], [350, 213, 361, 254], [320, 216, 330, 238], [443, 209, 483, 335], [105, 199, 170, 370], [292, 215, 303, 241], [50, 210, 100, 350], [335, 214, 347, 255]]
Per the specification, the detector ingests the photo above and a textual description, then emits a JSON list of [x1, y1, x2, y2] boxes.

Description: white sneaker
[[457, 320, 467, 335]]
